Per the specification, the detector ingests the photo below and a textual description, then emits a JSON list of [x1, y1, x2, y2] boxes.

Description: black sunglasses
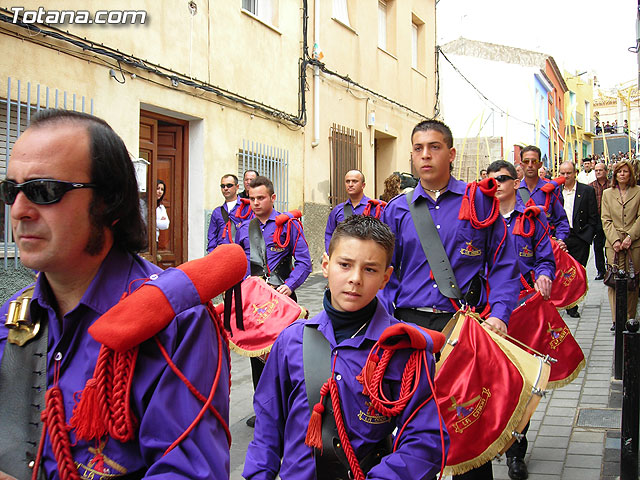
[[0, 179, 97, 205], [220, 183, 236, 189], [494, 175, 515, 183]]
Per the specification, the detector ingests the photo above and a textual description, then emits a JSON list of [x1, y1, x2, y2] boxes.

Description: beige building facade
[[0, 0, 436, 270]]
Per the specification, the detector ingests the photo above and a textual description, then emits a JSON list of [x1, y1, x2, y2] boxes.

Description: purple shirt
[[243, 301, 448, 479], [325, 195, 371, 251], [207, 198, 252, 252], [504, 198, 556, 282], [380, 177, 519, 323], [519, 178, 570, 241], [236, 210, 312, 292], [0, 248, 230, 479]]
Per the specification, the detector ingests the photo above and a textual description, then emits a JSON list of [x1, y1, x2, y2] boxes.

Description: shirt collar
[[347, 195, 370, 208], [411, 176, 466, 203]]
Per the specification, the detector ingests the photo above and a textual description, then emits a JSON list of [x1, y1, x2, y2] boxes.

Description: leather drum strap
[[249, 218, 268, 277], [407, 190, 463, 299], [518, 187, 531, 204], [0, 316, 48, 480], [220, 206, 237, 242], [343, 203, 353, 219]]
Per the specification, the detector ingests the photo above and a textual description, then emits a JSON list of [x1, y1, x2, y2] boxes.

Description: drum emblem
[[558, 266, 576, 286], [460, 241, 482, 257], [76, 440, 128, 478], [251, 298, 279, 324], [519, 246, 533, 258], [448, 388, 491, 433], [547, 323, 569, 349]]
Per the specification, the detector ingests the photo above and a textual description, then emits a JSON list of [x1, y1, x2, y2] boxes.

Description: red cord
[[466, 182, 500, 229]]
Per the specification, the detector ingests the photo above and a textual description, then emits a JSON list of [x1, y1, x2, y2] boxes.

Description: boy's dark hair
[[29, 108, 147, 253], [486, 160, 517, 179], [328, 215, 395, 267], [249, 176, 274, 195], [520, 145, 541, 161], [411, 119, 453, 149]]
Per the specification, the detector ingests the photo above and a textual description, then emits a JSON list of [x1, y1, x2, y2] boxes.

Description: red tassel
[[69, 378, 107, 441], [304, 402, 325, 450], [512, 216, 523, 236], [357, 353, 380, 394], [458, 194, 470, 220]]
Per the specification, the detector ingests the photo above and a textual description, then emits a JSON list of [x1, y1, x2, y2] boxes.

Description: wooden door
[[139, 114, 187, 268]]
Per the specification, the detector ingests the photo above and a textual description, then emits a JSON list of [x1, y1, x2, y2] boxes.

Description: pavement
[[228, 256, 632, 480]]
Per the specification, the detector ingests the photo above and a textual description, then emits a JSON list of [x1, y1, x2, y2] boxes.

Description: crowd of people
[[1, 110, 637, 480]]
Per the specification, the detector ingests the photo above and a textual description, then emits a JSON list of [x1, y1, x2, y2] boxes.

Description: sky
[[436, 0, 637, 90]]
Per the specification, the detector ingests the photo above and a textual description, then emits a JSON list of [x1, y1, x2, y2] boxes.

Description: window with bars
[[329, 124, 362, 207], [237, 139, 289, 212]]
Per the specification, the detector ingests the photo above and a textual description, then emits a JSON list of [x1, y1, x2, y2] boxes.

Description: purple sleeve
[[533, 212, 556, 280], [325, 206, 340, 252], [549, 188, 570, 241], [285, 221, 312, 292], [486, 216, 520, 323], [243, 335, 288, 479], [135, 304, 231, 479], [207, 208, 222, 253]]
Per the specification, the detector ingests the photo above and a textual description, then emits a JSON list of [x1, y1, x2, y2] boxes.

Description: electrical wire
[[438, 46, 535, 126]]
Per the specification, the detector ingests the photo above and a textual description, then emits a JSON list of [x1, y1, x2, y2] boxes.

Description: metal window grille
[[329, 123, 362, 207], [238, 139, 289, 212], [1, 77, 93, 269]]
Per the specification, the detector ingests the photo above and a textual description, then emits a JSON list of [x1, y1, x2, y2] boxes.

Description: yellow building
[[564, 72, 595, 163], [0, 1, 436, 270]]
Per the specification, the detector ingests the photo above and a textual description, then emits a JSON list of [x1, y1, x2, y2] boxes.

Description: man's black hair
[[221, 173, 239, 185], [486, 160, 517, 179], [29, 109, 147, 252], [411, 119, 453, 149], [249, 175, 274, 195], [520, 145, 542, 161], [328, 215, 395, 267]]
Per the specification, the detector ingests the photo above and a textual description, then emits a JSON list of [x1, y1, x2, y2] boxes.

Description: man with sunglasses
[[486, 159, 556, 480], [0, 110, 230, 479], [207, 173, 252, 252], [518, 146, 570, 252]]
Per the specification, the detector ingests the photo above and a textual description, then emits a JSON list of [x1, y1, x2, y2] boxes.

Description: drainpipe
[[311, 0, 320, 147]]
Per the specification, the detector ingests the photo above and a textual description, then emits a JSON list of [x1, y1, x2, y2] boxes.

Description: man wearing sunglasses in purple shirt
[[0, 109, 230, 479]]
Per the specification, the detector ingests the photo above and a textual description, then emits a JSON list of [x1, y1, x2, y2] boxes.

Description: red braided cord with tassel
[[41, 387, 81, 480], [273, 211, 302, 249]]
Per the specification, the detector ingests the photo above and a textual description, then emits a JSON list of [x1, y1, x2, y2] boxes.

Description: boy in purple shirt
[[243, 215, 448, 480]]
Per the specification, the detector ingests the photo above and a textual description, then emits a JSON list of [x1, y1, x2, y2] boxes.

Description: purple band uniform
[[243, 301, 448, 479], [380, 178, 519, 323], [0, 248, 230, 479], [325, 195, 371, 251], [207, 198, 243, 252], [519, 178, 570, 241]]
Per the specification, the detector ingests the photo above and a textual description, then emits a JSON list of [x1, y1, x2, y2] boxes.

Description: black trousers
[[593, 228, 606, 275], [566, 234, 590, 267]]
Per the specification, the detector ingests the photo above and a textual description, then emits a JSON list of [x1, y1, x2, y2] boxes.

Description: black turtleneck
[[323, 290, 378, 344]]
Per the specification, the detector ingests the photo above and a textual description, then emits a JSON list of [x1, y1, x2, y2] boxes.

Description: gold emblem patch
[[558, 267, 577, 286], [251, 298, 279, 324], [448, 388, 491, 433], [519, 246, 533, 258], [547, 323, 569, 350], [75, 440, 128, 478], [460, 241, 481, 257]]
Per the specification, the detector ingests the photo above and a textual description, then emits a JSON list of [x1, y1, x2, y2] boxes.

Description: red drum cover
[[224, 276, 307, 357], [435, 314, 532, 474], [509, 290, 585, 388], [549, 239, 587, 309]]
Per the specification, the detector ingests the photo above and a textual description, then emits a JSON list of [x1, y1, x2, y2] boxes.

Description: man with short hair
[[0, 110, 230, 479], [207, 173, 251, 252], [236, 175, 312, 426], [590, 162, 609, 280], [239, 169, 259, 199], [577, 159, 596, 184], [559, 161, 599, 317], [382, 120, 520, 479], [324, 169, 370, 251], [519, 145, 570, 251], [486, 160, 555, 480]]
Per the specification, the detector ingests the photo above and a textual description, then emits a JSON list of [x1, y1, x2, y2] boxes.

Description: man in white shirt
[[559, 161, 599, 317], [577, 159, 596, 184]]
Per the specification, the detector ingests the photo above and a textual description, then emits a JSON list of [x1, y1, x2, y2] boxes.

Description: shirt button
[[336, 374, 342, 381], [28, 461, 35, 469], [436, 225, 441, 229], [150, 273, 159, 280], [433, 284, 438, 288], [435, 206, 440, 210], [54, 352, 62, 361]]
